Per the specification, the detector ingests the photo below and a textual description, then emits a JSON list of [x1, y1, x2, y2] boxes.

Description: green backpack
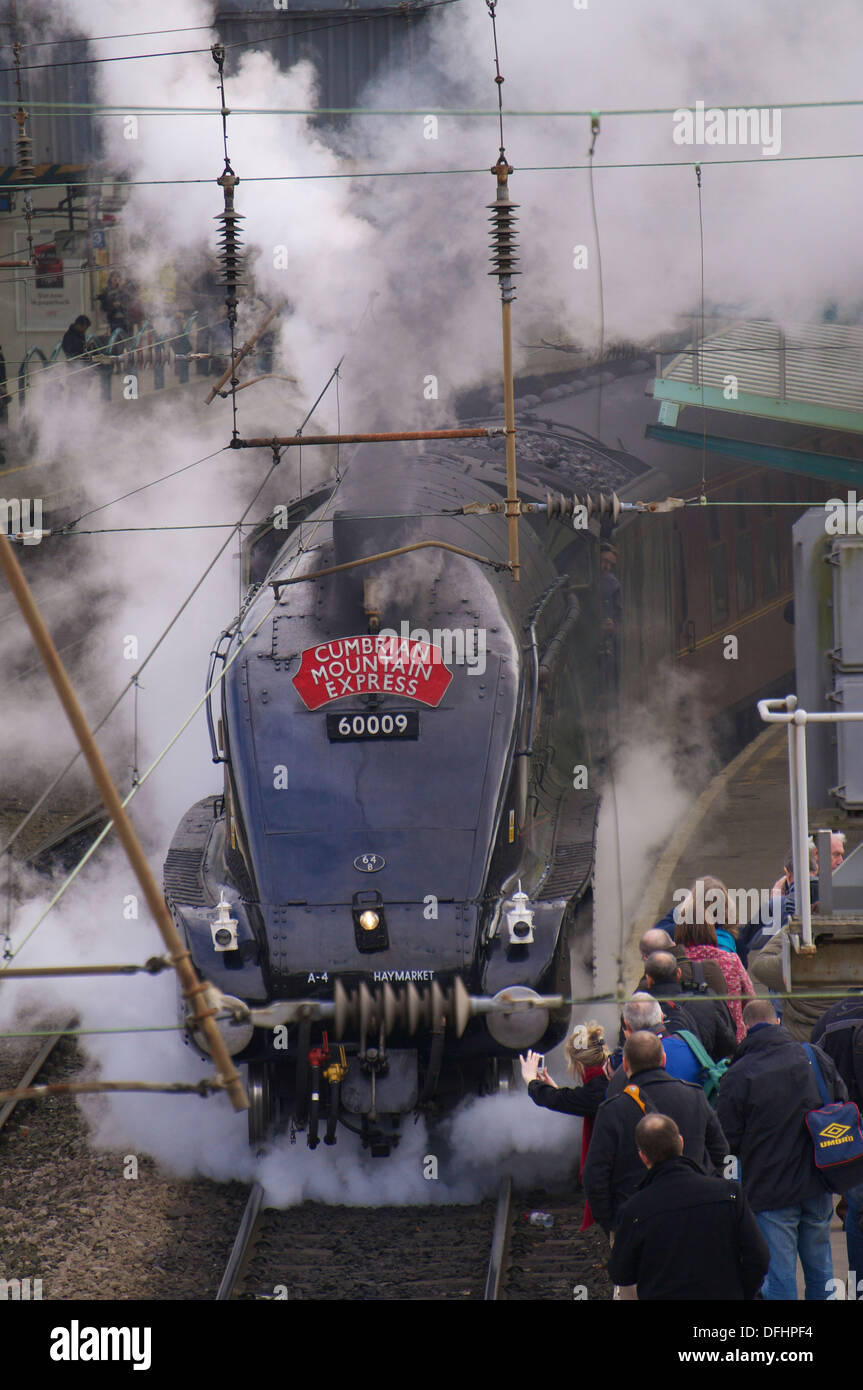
[[677, 1029, 731, 1105]]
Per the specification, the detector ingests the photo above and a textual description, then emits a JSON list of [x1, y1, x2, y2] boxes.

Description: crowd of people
[[520, 856, 863, 1302]]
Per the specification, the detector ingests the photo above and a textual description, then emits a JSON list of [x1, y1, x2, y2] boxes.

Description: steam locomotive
[[164, 431, 632, 1152]]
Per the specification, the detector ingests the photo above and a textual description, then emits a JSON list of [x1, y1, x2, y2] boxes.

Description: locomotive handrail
[[205, 629, 236, 764], [268, 539, 512, 593], [520, 575, 570, 757]]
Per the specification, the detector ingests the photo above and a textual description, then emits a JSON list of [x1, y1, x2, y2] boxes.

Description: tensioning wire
[[51, 497, 847, 536], [0, 1024, 186, 1038], [695, 162, 707, 496], [5, 149, 862, 195], [65, 445, 229, 529], [0, 984, 854, 1036], [587, 114, 605, 440], [59, 511, 462, 534], [3, 459, 352, 966], [2, 96, 862, 116]]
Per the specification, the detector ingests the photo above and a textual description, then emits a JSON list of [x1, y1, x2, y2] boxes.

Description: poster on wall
[[14, 229, 85, 334]]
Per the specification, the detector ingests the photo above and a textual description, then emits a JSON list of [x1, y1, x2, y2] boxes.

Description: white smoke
[[53, 0, 863, 424], [4, 0, 857, 1199], [592, 666, 719, 1018], [2, 843, 579, 1204]]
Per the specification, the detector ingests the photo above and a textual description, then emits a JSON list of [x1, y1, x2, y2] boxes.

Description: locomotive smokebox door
[[341, 1051, 419, 1114]]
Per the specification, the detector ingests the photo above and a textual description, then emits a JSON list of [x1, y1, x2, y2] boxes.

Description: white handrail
[[757, 696, 863, 947]]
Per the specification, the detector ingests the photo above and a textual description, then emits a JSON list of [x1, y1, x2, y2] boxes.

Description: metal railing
[[758, 694, 863, 947], [8, 311, 237, 422]]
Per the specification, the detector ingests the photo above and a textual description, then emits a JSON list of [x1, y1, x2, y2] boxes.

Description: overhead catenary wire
[[695, 162, 708, 499], [587, 113, 605, 440], [2, 150, 860, 199], [65, 445, 229, 530], [2, 97, 863, 117], [36, 493, 847, 541]]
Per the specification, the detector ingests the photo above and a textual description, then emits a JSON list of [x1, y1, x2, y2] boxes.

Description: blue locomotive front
[[165, 454, 600, 1151]]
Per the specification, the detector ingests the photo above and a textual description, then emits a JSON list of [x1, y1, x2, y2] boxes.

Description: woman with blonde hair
[[520, 1021, 610, 1229]]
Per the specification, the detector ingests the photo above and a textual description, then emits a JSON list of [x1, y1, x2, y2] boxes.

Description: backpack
[[677, 1029, 731, 1105], [682, 961, 710, 995], [803, 1044, 863, 1193]]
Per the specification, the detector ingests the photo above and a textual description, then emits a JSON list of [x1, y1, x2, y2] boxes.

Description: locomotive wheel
[[247, 1061, 272, 1147]]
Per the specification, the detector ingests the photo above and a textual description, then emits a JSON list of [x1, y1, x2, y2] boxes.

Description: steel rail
[[484, 1176, 513, 1300], [216, 1181, 265, 1301]]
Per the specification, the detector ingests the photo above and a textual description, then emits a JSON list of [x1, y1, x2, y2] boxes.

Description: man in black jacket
[[716, 998, 847, 1300], [582, 1031, 728, 1235], [642, 951, 736, 1062], [61, 315, 91, 360], [608, 1113, 769, 1299]]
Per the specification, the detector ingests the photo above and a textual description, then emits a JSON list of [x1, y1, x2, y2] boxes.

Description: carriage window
[[709, 543, 728, 627], [736, 533, 755, 612]]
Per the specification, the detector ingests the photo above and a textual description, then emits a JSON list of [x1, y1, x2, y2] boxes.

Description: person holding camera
[[520, 1021, 611, 1230]]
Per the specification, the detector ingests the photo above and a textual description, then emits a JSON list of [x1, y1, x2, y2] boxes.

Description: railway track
[[216, 1178, 611, 1302], [0, 1026, 71, 1137]]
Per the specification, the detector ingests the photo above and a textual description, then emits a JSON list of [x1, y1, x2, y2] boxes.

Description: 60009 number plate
[[326, 711, 419, 742]]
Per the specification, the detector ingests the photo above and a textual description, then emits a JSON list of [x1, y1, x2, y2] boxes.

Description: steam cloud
[[2, 0, 853, 1200]]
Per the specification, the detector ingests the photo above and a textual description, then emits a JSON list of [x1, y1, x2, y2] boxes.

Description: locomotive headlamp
[[352, 890, 388, 953], [210, 891, 239, 952], [504, 882, 535, 946]]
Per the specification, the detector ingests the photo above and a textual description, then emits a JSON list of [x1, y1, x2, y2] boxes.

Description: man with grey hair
[[606, 994, 703, 1093]]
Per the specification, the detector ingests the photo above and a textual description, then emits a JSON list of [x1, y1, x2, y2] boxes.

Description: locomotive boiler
[[164, 441, 623, 1152]]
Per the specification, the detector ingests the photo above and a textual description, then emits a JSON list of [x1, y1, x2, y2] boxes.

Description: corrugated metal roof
[[215, 5, 431, 118], [662, 319, 863, 416]]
